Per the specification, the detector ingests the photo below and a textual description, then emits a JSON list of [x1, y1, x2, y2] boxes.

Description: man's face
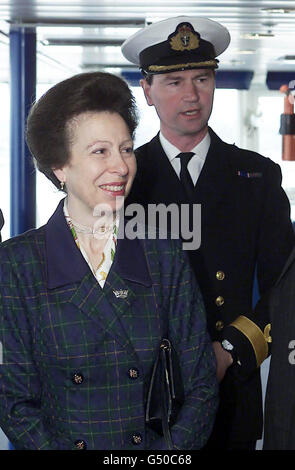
[[141, 68, 215, 142]]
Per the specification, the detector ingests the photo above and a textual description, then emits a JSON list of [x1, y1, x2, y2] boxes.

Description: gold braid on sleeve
[[230, 315, 271, 367]]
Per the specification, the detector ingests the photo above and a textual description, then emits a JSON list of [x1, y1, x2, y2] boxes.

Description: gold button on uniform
[[215, 320, 224, 331], [215, 296, 225, 307], [216, 271, 225, 281]]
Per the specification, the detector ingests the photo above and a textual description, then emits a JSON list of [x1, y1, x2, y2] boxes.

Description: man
[[122, 16, 295, 449], [263, 246, 295, 450], [0, 209, 3, 242]]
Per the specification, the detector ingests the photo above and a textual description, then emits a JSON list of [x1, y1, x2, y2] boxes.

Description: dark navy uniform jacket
[[126, 127, 295, 442]]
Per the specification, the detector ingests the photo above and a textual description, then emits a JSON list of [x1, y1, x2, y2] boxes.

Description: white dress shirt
[[159, 131, 211, 185]]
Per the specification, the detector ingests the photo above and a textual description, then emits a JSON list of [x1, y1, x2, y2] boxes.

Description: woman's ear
[[52, 168, 66, 184]]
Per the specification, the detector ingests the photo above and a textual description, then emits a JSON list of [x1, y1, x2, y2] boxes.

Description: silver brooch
[[113, 289, 128, 299]]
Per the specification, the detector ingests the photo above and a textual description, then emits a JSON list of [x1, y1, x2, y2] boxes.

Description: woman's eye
[[92, 148, 105, 155], [122, 147, 134, 154]]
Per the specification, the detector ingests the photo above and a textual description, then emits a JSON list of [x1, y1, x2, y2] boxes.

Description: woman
[[0, 72, 218, 450]]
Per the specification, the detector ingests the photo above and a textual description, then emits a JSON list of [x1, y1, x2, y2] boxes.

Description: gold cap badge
[[169, 22, 200, 51]]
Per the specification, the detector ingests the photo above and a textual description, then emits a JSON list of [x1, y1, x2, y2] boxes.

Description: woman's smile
[[99, 181, 127, 196]]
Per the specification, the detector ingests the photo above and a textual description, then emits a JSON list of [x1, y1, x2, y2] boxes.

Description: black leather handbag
[[145, 336, 185, 449]]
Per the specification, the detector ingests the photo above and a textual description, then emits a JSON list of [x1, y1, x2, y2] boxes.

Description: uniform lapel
[[143, 131, 234, 207], [194, 127, 234, 207], [144, 134, 187, 203], [45, 202, 152, 359], [274, 245, 295, 286]]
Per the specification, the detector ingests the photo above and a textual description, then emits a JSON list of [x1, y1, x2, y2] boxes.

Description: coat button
[[128, 368, 139, 379], [72, 372, 84, 385], [216, 271, 225, 281], [215, 296, 225, 307], [131, 433, 143, 445], [215, 320, 224, 331], [74, 439, 87, 450]]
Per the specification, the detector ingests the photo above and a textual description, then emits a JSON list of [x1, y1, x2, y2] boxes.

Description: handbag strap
[[160, 341, 174, 450], [144, 257, 174, 449]]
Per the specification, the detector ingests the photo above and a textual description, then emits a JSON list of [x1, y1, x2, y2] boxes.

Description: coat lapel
[[45, 198, 89, 288], [45, 201, 152, 359]]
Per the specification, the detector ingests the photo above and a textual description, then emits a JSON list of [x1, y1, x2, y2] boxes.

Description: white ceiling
[[0, 1, 295, 85]]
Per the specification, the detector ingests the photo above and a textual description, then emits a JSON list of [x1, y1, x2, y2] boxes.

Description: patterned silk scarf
[[63, 200, 118, 288]]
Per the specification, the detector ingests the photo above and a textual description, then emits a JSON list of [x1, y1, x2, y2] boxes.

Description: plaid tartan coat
[[0, 200, 218, 450]]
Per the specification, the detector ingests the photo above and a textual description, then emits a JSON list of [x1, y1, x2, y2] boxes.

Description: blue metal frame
[[9, 26, 36, 236]]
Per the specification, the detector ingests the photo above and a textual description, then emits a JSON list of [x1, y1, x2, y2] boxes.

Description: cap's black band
[[139, 37, 216, 72]]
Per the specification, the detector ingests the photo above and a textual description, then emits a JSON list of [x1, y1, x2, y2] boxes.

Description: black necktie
[[176, 152, 195, 198]]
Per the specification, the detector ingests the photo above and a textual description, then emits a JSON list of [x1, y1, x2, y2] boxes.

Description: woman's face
[[54, 111, 136, 217]]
